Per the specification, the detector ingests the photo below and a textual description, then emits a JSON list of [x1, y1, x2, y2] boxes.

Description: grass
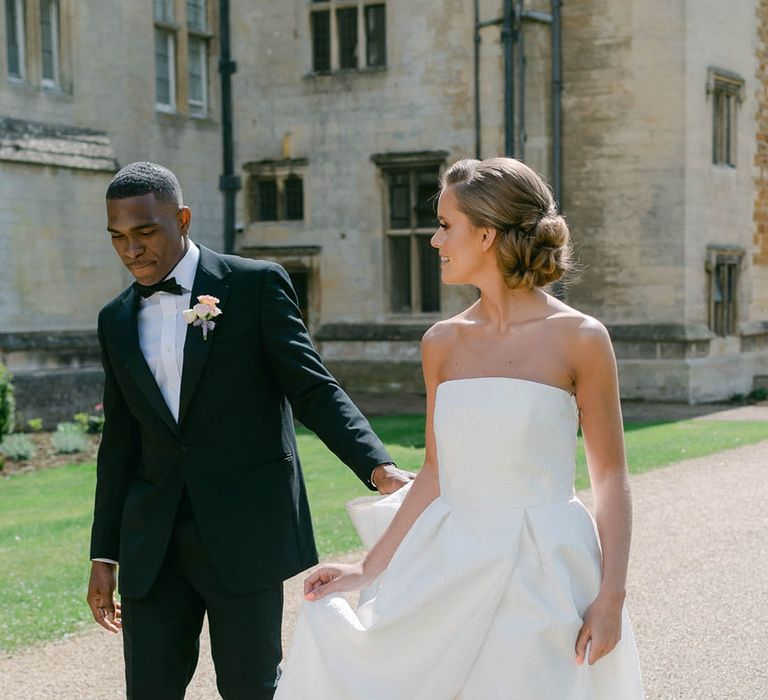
[[298, 415, 427, 554], [1, 416, 766, 652], [0, 463, 94, 652]]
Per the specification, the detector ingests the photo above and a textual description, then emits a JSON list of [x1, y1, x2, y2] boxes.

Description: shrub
[[0, 433, 36, 461], [51, 423, 88, 454], [52, 423, 89, 454], [73, 404, 104, 434], [26, 418, 44, 432], [0, 363, 15, 441], [749, 387, 768, 402]]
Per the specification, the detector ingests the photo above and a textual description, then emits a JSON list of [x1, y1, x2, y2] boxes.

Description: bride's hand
[[574, 590, 624, 665], [303, 563, 373, 601]]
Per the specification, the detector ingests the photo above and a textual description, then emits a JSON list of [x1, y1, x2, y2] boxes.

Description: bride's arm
[[304, 327, 445, 600], [571, 317, 633, 665]]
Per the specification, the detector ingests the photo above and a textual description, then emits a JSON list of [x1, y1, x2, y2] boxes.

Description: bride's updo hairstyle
[[441, 157, 572, 289]]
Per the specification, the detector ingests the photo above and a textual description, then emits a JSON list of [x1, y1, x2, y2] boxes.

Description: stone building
[[562, 0, 768, 402], [1, 0, 222, 421], [233, 0, 768, 403], [1, 0, 767, 421]]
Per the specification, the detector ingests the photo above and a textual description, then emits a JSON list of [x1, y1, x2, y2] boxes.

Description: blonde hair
[[441, 157, 571, 289]]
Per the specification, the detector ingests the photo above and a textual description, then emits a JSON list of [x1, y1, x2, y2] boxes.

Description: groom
[[86, 162, 412, 699]]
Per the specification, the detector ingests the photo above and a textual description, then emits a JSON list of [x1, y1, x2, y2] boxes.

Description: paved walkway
[[1, 432, 766, 698]]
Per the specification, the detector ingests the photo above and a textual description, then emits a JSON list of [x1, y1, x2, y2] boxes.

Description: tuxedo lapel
[[178, 246, 232, 425], [112, 287, 179, 434]]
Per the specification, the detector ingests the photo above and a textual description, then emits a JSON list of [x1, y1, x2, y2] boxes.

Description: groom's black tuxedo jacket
[[90, 245, 391, 598]]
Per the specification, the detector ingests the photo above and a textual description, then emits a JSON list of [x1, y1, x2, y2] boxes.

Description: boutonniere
[[182, 294, 222, 340]]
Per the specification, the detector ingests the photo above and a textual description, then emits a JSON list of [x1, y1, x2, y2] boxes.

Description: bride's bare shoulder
[[547, 299, 613, 360], [421, 314, 472, 382], [546, 297, 607, 335], [422, 310, 474, 349]]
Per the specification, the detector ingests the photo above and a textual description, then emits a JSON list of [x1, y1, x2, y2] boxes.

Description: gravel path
[[1, 434, 766, 699]]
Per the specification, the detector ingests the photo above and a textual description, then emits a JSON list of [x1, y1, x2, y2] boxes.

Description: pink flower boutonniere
[[182, 294, 223, 340]]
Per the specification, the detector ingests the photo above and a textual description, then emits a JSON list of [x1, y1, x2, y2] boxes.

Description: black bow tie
[[134, 277, 184, 298]]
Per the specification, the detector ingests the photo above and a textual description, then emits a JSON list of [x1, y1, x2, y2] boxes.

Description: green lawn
[[0, 416, 766, 651], [0, 463, 95, 652]]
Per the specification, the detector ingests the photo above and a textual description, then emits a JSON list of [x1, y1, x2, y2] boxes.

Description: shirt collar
[[165, 240, 200, 292]]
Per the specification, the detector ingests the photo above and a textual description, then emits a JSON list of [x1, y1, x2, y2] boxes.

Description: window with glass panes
[[310, 1, 386, 73], [385, 168, 441, 314], [154, 0, 176, 110], [5, 0, 25, 78], [155, 0, 174, 23], [186, 0, 205, 29], [248, 173, 305, 223], [364, 4, 385, 67], [187, 0, 209, 115], [708, 68, 744, 168], [713, 90, 736, 166], [311, 9, 331, 72], [284, 176, 304, 221], [153, 0, 213, 115], [707, 248, 743, 337], [40, 0, 60, 85], [252, 179, 278, 222]]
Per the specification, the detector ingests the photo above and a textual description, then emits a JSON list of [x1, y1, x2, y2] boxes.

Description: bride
[[275, 157, 643, 699]]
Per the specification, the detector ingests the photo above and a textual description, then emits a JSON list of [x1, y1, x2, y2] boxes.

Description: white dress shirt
[[137, 240, 200, 422], [92, 241, 199, 567]]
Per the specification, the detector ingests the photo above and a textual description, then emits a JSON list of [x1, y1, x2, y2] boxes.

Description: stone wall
[[2, 0, 767, 415], [561, 0, 687, 323], [683, 0, 754, 327], [559, 0, 768, 401], [0, 162, 128, 331], [0, 0, 225, 337], [232, 0, 484, 324], [687, 0, 768, 399], [753, 0, 768, 321], [0, 331, 103, 428], [1, 0, 224, 420]]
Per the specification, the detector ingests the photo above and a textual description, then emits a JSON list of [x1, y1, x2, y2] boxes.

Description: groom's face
[[107, 193, 191, 285]]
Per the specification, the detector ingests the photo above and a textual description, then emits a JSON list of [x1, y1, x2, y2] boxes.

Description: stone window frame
[[372, 151, 448, 318], [153, 0, 215, 117], [707, 67, 745, 168], [705, 245, 744, 337], [3, 0, 71, 91], [244, 158, 308, 224], [309, 0, 387, 75]]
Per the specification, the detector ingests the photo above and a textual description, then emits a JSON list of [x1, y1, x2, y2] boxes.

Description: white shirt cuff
[[92, 558, 118, 565]]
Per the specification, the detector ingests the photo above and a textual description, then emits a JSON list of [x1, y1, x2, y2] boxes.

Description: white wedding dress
[[275, 377, 644, 699]]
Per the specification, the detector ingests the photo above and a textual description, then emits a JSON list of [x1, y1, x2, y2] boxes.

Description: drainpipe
[[551, 0, 563, 208], [219, 0, 240, 254], [516, 0, 525, 161], [474, 0, 481, 159], [502, 0, 515, 156], [474, 3, 560, 195]]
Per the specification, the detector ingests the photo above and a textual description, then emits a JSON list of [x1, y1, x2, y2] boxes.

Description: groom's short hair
[[106, 161, 183, 205]]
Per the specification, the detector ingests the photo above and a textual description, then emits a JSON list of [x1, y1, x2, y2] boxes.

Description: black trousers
[[121, 494, 282, 700]]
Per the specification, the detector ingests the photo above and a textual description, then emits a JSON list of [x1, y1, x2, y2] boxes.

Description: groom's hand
[[87, 561, 122, 633], [371, 463, 416, 495]]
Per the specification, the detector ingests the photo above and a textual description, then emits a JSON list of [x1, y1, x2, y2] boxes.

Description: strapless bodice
[[434, 377, 579, 508]]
